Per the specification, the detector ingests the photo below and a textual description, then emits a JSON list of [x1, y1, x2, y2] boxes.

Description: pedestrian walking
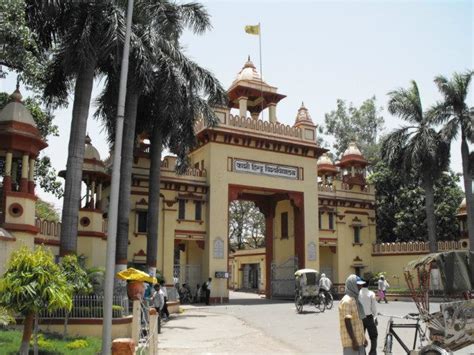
[[204, 277, 212, 305], [338, 274, 367, 355], [160, 280, 170, 320], [359, 279, 378, 355], [319, 273, 332, 301], [152, 284, 164, 316], [377, 276, 389, 303]]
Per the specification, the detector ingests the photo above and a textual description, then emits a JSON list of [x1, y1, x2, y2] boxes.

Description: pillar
[[238, 96, 248, 118], [90, 180, 96, 209], [268, 103, 277, 123], [20, 154, 29, 192], [97, 182, 102, 210], [258, 202, 275, 299], [351, 165, 355, 177], [4, 152, 13, 192], [28, 157, 35, 194]]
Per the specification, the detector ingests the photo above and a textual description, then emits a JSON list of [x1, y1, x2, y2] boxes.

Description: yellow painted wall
[[273, 200, 295, 265], [229, 248, 266, 292]]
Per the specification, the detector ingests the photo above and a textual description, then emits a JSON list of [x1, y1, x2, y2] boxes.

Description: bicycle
[[380, 312, 451, 355]]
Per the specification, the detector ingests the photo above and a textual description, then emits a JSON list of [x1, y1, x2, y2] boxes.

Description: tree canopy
[[368, 163, 463, 242], [321, 96, 384, 164], [229, 201, 265, 250]]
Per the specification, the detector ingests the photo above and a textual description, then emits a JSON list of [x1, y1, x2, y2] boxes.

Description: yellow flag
[[245, 24, 260, 35]]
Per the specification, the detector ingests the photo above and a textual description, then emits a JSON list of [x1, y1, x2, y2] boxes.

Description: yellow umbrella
[[116, 267, 157, 284]]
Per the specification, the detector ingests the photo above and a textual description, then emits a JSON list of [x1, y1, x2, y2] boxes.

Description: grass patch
[[0, 329, 101, 354]]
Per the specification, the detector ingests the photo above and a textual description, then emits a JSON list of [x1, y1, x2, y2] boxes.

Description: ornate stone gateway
[[271, 257, 298, 299]]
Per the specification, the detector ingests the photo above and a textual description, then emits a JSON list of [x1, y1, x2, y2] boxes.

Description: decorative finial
[[301, 101, 305, 108], [11, 79, 22, 102], [85, 134, 92, 145], [248, 55, 250, 61]]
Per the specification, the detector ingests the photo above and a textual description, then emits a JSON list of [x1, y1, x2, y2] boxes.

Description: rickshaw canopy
[[294, 268, 319, 276], [405, 251, 474, 293]]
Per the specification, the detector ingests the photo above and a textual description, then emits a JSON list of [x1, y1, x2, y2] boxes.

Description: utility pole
[[101, 0, 134, 353]]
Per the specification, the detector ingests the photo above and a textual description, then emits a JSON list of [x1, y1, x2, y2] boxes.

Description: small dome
[[317, 153, 338, 175], [317, 153, 334, 166], [84, 135, 101, 161], [342, 141, 363, 158], [232, 56, 264, 84], [295, 102, 314, 125], [0, 88, 36, 127]]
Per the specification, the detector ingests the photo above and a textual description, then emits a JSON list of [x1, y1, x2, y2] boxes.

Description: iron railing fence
[[38, 295, 129, 319]]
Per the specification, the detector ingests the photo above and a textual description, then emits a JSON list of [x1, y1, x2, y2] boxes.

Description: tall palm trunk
[[146, 123, 162, 276], [19, 312, 34, 355], [460, 135, 474, 251], [60, 62, 96, 256], [115, 89, 139, 275], [422, 176, 437, 253]]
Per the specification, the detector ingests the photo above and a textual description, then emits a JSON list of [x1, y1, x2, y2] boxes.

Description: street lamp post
[[101, 0, 134, 353]]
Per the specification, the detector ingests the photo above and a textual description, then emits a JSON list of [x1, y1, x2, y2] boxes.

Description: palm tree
[[429, 71, 474, 251], [30, 2, 125, 256], [140, 54, 226, 275], [96, 0, 224, 276], [382, 81, 450, 252]]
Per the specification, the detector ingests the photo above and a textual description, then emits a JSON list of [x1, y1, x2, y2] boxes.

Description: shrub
[[67, 339, 89, 349]]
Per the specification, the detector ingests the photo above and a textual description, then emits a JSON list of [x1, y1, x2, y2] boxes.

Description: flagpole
[[259, 23, 264, 120]]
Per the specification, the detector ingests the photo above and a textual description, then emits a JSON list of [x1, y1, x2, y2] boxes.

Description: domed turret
[[338, 142, 368, 169], [317, 153, 338, 176], [60, 135, 109, 210], [337, 142, 368, 188], [0, 86, 47, 194], [294, 102, 314, 127], [227, 57, 286, 123], [233, 57, 264, 83]]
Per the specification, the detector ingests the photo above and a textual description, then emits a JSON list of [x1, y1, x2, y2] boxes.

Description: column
[[238, 96, 248, 119], [96, 182, 102, 210], [90, 180, 96, 209], [257, 201, 275, 299], [351, 165, 355, 177], [4, 152, 13, 192], [268, 103, 277, 123], [28, 158, 35, 194], [20, 154, 29, 192]]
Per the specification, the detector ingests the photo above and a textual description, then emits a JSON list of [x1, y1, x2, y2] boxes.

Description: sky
[[0, 0, 473, 212]]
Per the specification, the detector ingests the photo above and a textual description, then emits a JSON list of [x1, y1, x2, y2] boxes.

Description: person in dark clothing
[[159, 280, 170, 320], [204, 277, 212, 305]]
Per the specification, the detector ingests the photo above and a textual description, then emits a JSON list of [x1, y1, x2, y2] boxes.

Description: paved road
[[159, 291, 474, 354]]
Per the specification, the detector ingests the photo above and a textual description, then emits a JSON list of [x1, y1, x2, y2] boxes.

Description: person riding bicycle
[[319, 273, 333, 301]]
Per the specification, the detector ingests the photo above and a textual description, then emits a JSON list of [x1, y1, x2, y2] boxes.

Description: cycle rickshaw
[[294, 268, 326, 313], [382, 250, 473, 355]]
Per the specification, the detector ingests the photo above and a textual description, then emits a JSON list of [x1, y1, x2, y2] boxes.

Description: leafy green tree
[[229, 201, 265, 250], [35, 198, 59, 222], [369, 163, 463, 242], [322, 96, 384, 164], [382, 81, 450, 252], [430, 71, 474, 251], [0, 0, 48, 87], [26, 1, 125, 256], [59, 255, 91, 337], [0, 306, 14, 326], [0, 92, 62, 198], [0, 246, 72, 355]]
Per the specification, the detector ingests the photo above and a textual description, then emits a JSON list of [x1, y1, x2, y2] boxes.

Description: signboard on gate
[[215, 271, 229, 279], [233, 159, 299, 180]]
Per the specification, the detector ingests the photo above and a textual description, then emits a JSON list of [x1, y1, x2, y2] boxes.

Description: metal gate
[[271, 256, 298, 299], [173, 264, 201, 289]]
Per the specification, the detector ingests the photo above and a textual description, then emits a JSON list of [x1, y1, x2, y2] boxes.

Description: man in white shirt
[[204, 277, 212, 305], [319, 273, 332, 300], [358, 278, 378, 355]]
